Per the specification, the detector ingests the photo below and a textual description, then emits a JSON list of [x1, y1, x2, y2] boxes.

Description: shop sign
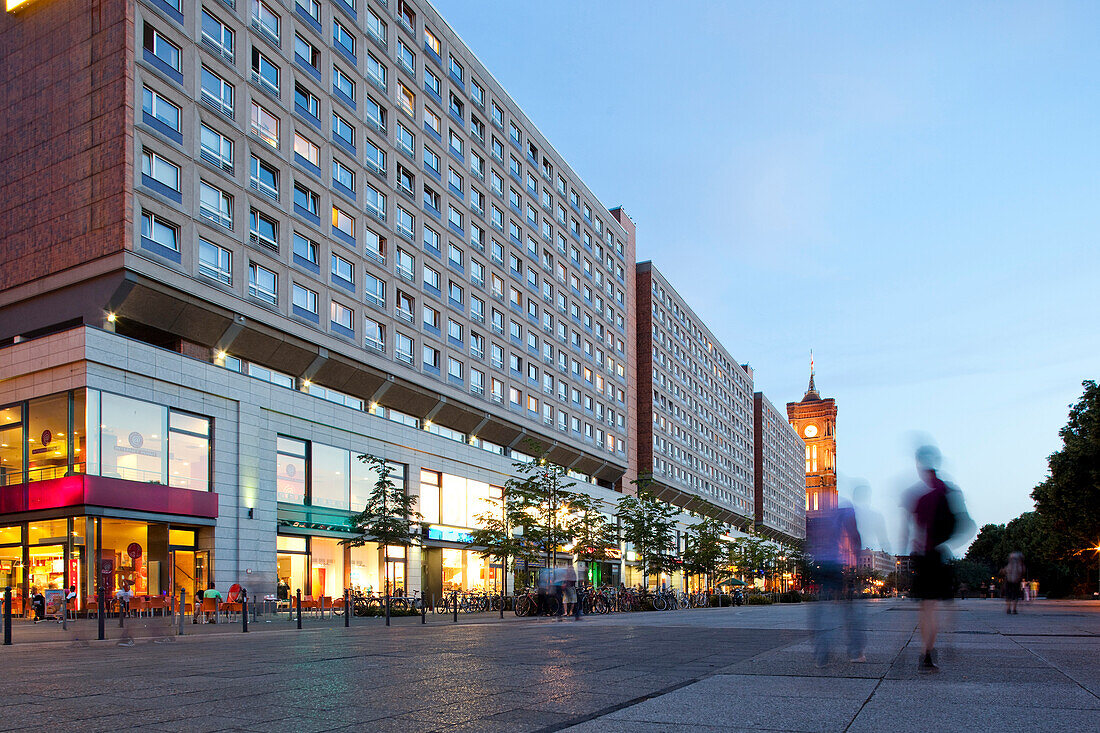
[[44, 589, 64, 615], [427, 526, 474, 543], [31, 429, 53, 455], [277, 519, 352, 534], [98, 558, 114, 576], [127, 542, 142, 560]]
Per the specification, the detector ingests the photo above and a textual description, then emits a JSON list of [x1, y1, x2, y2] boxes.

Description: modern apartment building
[[634, 262, 756, 528], [857, 548, 896, 578], [0, 0, 636, 605], [752, 392, 805, 543]]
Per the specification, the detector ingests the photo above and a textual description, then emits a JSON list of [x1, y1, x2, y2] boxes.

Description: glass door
[[170, 549, 197, 609]]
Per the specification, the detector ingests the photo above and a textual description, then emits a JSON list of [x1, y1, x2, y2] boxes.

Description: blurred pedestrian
[[806, 499, 864, 665], [561, 563, 577, 620], [901, 445, 973, 673], [1003, 552, 1025, 615]]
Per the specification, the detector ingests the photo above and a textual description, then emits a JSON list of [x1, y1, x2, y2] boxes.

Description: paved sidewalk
[[0, 598, 1095, 731], [562, 599, 1100, 732]]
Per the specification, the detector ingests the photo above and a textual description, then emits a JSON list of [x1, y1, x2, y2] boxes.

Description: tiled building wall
[[0, 0, 133, 292]]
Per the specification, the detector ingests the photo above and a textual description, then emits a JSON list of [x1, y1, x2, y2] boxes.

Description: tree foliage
[[617, 475, 679, 586], [565, 493, 619, 564], [682, 517, 730, 589], [1032, 380, 1100, 554], [344, 455, 421, 551]]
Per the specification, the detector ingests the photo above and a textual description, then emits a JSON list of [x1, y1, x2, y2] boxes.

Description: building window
[[332, 111, 355, 149], [364, 316, 385, 351], [248, 262, 278, 304], [330, 301, 353, 331], [333, 65, 355, 102], [293, 283, 318, 314], [200, 123, 233, 172], [332, 158, 355, 193], [143, 23, 181, 73], [251, 102, 279, 148], [142, 87, 181, 133], [199, 181, 233, 229], [198, 239, 231, 284], [334, 18, 356, 59], [395, 331, 414, 364], [251, 0, 281, 43], [294, 33, 320, 71], [250, 209, 279, 250], [140, 211, 178, 251], [422, 344, 440, 371], [367, 8, 387, 44], [293, 183, 319, 217], [367, 53, 387, 91], [331, 253, 354, 286], [141, 149, 180, 193], [398, 83, 415, 117], [201, 66, 234, 117], [294, 84, 320, 120], [276, 437, 307, 504], [250, 156, 279, 201], [425, 27, 441, 57], [201, 8, 235, 62], [364, 272, 385, 308], [333, 206, 355, 239], [293, 232, 318, 265], [251, 47, 280, 95]]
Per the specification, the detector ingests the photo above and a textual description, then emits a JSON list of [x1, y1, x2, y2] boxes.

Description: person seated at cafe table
[[201, 582, 223, 623]]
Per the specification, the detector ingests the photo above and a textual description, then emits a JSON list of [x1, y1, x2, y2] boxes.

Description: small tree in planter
[[344, 454, 421, 623], [467, 485, 541, 599], [682, 517, 730, 592]]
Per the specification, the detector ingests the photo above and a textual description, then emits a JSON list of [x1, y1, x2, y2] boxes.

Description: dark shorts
[[1004, 582, 1023, 601], [911, 551, 953, 600]]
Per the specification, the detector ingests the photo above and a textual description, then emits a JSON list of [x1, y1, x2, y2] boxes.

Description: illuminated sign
[[427, 526, 474, 543]]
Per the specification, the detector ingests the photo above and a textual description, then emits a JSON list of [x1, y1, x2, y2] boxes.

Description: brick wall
[[0, 0, 133, 293]]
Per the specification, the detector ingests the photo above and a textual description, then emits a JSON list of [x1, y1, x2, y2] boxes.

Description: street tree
[[565, 493, 619, 583], [682, 517, 729, 591], [617, 475, 679, 588], [466, 487, 540, 597], [344, 455, 421, 615], [500, 441, 581, 572]]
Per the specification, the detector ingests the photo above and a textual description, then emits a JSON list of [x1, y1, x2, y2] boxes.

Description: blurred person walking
[[1003, 552, 1025, 615], [806, 499, 864, 665], [901, 445, 973, 673]]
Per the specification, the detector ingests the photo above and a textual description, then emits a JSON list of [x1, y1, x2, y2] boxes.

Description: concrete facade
[[753, 392, 806, 542], [634, 262, 755, 527]]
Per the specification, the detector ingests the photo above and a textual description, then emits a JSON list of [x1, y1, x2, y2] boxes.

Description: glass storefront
[[0, 517, 205, 615], [0, 389, 212, 491]]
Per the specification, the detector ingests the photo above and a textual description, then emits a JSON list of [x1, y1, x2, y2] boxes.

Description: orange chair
[[148, 596, 167, 616], [131, 597, 150, 617], [200, 597, 219, 623]]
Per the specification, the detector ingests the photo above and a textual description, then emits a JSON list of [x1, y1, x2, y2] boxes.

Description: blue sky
[[433, 1, 1100, 550]]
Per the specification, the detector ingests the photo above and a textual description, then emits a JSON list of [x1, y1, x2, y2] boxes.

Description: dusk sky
[[434, 0, 1100, 550]]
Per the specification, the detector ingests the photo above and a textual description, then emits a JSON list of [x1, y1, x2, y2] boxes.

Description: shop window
[[276, 437, 307, 504], [27, 392, 70, 482], [419, 469, 440, 524], [310, 537, 344, 598], [0, 403, 23, 485], [350, 544, 381, 593], [99, 392, 165, 484], [276, 534, 308, 598], [311, 444, 350, 510], [168, 411, 210, 491]]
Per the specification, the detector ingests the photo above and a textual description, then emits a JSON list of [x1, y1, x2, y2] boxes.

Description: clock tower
[[786, 361, 838, 513]]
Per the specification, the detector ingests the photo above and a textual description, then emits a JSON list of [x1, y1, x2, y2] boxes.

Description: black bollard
[[178, 587, 186, 636], [344, 589, 350, 628], [500, 589, 504, 620], [98, 587, 106, 641], [242, 591, 248, 633], [452, 590, 457, 623], [421, 596, 426, 624], [296, 589, 302, 630], [3, 587, 11, 646]]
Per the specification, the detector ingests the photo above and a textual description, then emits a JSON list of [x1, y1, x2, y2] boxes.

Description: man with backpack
[[902, 445, 973, 672]]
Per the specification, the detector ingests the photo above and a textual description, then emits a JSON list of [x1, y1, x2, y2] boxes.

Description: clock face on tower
[[804, 424, 818, 438]]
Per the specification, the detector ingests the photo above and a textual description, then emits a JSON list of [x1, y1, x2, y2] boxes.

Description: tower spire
[[804, 350, 819, 400]]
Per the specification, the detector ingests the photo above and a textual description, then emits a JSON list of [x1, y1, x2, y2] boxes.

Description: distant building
[[634, 262, 756, 527], [753, 392, 806, 543], [857, 548, 896, 577], [786, 365, 838, 513]]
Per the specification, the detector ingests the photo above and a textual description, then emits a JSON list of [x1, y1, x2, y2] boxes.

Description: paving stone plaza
[[1, 598, 1097, 732]]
